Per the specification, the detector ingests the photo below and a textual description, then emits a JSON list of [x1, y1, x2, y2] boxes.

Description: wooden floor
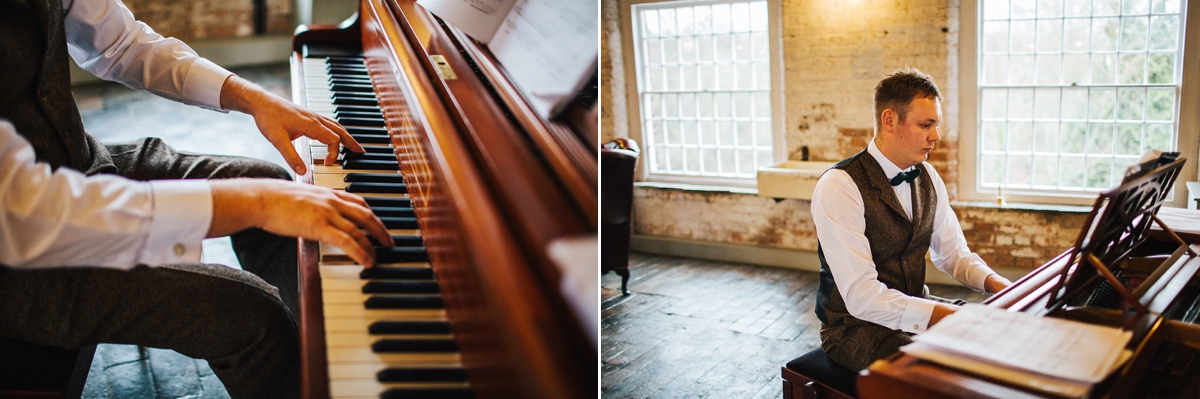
[[600, 252, 986, 399]]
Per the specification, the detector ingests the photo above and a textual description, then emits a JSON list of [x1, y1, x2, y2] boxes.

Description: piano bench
[[782, 348, 858, 399]]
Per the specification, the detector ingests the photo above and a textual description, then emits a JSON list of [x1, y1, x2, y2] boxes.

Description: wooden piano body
[[860, 156, 1200, 399], [288, 0, 598, 397]]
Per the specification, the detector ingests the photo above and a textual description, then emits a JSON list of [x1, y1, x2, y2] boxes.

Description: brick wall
[[123, 0, 293, 41], [604, 0, 1089, 270]]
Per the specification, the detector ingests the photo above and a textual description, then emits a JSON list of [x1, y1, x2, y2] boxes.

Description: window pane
[[756, 121, 772, 147], [751, 1, 768, 31], [643, 10, 659, 38], [734, 92, 751, 118], [712, 4, 730, 33], [984, 21, 1010, 54], [1061, 122, 1087, 153], [700, 120, 716, 144], [701, 148, 717, 173], [982, 89, 1009, 119], [1060, 156, 1086, 188], [1011, 55, 1036, 85], [669, 147, 683, 172], [680, 37, 697, 64], [715, 35, 732, 61], [1123, 0, 1150, 14], [1039, 0, 1064, 17], [1149, 15, 1178, 50], [1118, 53, 1146, 84], [1088, 122, 1114, 154], [983, 55, 1010, 85], [983, 122, 1008, 150], [1011, 0, 1036, 18], [982, 154, 1006, 185], [1035, 88, 1061, 120], [1064, 19, 1091, 52], [734, 33, 751, 60], [700, 64, 716, 88], [738, 149, 755, 175], [1037, 54, 1063, 85], [1089, 88, 1116, 120], [753, 32, 769, 60], [1152, 0, 1180, 13], [1146, 89, 1174, 121], [1092, 18, 1120, 51], [718, 64, 734, 90], [1033, 155, 1059, 186], [1063, 54, 1091, 85], [1121, 16, 1149, 51], [1010, 122, 1034, 152], [985, 0, 1010, 20], [1095, 0, 1121, 16], [681, 120, 698, 145], [1037, 20, 1063, 53], [1087, 158, 1113, 189], [1117, 88, 1145, 121], [1115, 123, 1143, 155], [737, 121, 753, 146], [715, 93, 731, 118], [685, 147, 700, 172], [755, 92, 771, 118], [1147, 53, 1174, 83], [1065, 1, 1091, 16], [680, 93, 696, 118], [663, 93, 678, 117], [1009, 89, 1034, 120], [663, 38, 679, 64], [731, 3, 750, 32], [1011, 21, 1037, 53], [1090, 53, 1117, 84], [1008, 155, 1033, 186], [736, 63, 754, 88], [1062, 88, 1089, 120], [661, 9, 677, 36], [694, 6, 711, 34], [1145, 123, 1172, 150], [1035, 122, 1060, 152], [678, 7, 694, 36]]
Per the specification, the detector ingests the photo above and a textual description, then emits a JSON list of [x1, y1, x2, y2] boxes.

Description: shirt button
[[913, 324, 919, 330], [174, 244, 186, 255]]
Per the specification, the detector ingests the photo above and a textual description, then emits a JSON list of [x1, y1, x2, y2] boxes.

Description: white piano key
[[329, 379, 468, 398]]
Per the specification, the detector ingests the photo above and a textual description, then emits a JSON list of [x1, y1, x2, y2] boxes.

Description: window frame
[[959, 0, 1200, 207], [619, 0, 786, 187]]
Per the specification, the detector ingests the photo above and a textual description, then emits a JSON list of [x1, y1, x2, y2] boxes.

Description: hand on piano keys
[[218, 74, 368, 175], [207, 178, 395, 267]]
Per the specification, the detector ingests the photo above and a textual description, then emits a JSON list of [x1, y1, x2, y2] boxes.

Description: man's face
[[886, 97, 942, 169]]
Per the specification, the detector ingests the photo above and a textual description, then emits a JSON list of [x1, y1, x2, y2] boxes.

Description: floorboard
[[600, 252, 986, 399]]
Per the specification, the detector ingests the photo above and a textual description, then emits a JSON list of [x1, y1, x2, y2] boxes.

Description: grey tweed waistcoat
[[814, 150, 936, 338], [0, 0, 114, 175]]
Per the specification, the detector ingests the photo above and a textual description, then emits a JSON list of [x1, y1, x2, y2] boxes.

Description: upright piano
[[859, 156, 1200, 398], [287, 0, 598, 397]]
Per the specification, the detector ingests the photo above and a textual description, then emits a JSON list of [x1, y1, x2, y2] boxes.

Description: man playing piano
[[810, 69, 1011, 371], [0, 0, 386, 396]]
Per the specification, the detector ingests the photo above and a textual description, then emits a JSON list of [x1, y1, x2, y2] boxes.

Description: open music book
[[417, 0, 598, 119], [901, 304, 1133, 397]]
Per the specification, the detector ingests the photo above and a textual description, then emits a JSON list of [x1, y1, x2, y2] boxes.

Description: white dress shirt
[[0, 0, 238, 268], [63, 0, 234, 111], [811, 141, 1006, 334], [0, 121, 211, 268]]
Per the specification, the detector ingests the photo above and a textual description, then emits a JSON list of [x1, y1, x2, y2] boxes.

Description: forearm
[[207, 179, 265, 238], [984, 273, 1012, 294], [219, 75, 275, 116], [929, 303, 957, 327]]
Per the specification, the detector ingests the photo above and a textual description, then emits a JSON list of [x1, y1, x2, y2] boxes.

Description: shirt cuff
[[139, 180, 212, 265], [899, 297, 938, 334], [182, 58, 233, 112]]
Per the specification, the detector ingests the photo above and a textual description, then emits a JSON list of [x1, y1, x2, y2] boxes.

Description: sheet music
[[419, 0, 598, 119], [906, 304, 1132, 384], [417, 0, 518, 43]]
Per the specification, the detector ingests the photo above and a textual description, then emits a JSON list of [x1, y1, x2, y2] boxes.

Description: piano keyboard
[[302, 55, 474, 399]]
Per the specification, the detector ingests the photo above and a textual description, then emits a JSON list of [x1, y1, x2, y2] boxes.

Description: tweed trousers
[[0, 137, 300, 398]]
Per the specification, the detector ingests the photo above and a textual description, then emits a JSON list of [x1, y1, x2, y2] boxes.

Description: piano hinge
[[430, 55, 458, 80]]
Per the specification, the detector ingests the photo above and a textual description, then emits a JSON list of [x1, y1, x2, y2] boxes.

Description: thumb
[[269, 136, 307, 175]]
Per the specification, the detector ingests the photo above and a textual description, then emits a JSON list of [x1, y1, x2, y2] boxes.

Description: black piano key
[[329, 67, 369, 76], [364, 296, 442, 310], [360, 266, 432, 280], [329, 77, 372, 86], [326, 56, 364, 64], [345, 172, 403, 184], [381, 388, 474, 399], [331, 92, 378, 101], [332, 96, 378, 106], [380, 217, 418, 230], [343, 146, 393, 155], [376, 368, 466, 382], [365, 197, 411, 208], [346, 126, 387, 135], [346, 182, 407, 194], [330, 83, 374, 93], [367, 234, 423, 248], [334, 104, 380, 114], [337, 117, 385, 127], [335, 110, 384, 119], [369, 207, 416, 219], [362, 281, 440, 294], [375, 246, 427, 263], [368, 321, 451, 335], [346, 134, 390, 145], [371, 338, 456, 353], [343, 159, 398, 170], [341, 152, 397, 163]]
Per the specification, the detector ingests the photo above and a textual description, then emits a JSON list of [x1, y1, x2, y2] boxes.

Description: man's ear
[[880, 109, 896, 133]]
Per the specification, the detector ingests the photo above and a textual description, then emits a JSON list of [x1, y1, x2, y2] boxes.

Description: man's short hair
[[874, 68, 942, 130]]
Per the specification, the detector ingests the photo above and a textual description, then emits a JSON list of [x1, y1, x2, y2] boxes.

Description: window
[[961, 0, 1200, 205], [622, 0, 784, 186]]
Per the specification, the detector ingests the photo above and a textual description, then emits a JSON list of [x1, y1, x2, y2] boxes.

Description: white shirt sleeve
[[0, 120, 212, 269], [811, 169, 939, 334], [925, 165, 1010, 291], [60, 0, 233, 111]]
